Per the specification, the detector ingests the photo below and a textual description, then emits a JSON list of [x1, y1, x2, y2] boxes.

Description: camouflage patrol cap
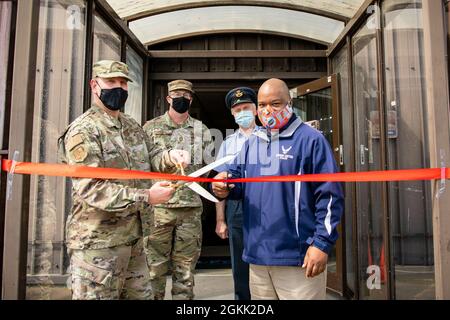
[[168, 80, 194, 93], [93, 60, 134, 82]]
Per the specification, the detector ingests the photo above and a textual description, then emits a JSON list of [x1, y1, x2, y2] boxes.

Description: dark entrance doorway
[[147, 32, 328, 268], [162, 82, 261, 268], [189, 83, 262, 268]]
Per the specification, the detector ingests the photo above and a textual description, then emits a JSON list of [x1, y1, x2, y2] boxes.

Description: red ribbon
[[1, 159, 449, 183]]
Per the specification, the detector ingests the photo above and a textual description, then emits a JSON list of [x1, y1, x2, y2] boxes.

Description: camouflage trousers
[[68, 238, 152, 300], [144, 206, 202, 300]]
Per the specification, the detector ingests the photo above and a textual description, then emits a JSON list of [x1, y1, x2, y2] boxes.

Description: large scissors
[[171, 155, 235, 203]]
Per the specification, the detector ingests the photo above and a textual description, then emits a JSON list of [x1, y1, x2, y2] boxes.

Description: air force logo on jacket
[[276, 145, 294, 160], [226, 114, 344, 266]]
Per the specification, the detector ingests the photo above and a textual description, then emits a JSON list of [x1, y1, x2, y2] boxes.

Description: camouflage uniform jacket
[[143, 111, 213, 208], [58, 104, 175, 250]]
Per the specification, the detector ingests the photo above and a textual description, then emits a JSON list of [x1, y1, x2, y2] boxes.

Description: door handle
[[360, 144, 365, 165], [334, 145, 344, 166]]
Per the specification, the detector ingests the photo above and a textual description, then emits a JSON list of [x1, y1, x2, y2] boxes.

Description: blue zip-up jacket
[[226, 114, 344, 266]]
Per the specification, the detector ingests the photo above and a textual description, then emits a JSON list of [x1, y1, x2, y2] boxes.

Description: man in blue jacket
[[212, 78, 344, 300]]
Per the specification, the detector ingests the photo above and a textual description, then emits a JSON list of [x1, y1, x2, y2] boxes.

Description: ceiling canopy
[[106, 0, 365, 21], [128, 6, 345, 46], [105, 0, 366, 46]]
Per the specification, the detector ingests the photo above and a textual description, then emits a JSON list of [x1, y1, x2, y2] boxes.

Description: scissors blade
[[187, 182, 219, 203], [172, 154, 236, 195], [188, 154, 236, 178]]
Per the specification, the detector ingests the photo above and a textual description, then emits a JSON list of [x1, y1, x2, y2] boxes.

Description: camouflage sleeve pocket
[[70, 255, 113, 287], [139, 206, 154, 237]]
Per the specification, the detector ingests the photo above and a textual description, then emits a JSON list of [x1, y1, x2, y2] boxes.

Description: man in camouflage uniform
[[143, 80, 214, 300], [58, 60, 190, 300]]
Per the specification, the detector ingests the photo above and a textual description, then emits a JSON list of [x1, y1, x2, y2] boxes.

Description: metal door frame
[[1, 0, 150, 300]]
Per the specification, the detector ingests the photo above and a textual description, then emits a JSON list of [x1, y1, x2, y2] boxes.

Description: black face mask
[[96, 81, 128, 111], [171, 97, 191, 114]]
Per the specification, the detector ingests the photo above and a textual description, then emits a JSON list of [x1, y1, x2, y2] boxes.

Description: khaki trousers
[[249, 264, 327, 300]]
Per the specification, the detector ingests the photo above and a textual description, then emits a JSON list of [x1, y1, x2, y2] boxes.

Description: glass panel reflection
[[0, 1, 13, 148], [93, 13, 121, 63], [332, 45, 356, 295], [124, 45, 143, 123], [383, 0, 434, 300], [352, 13, 387, 300], [292, 87, 339, 288], [26, 0, 86, 300]]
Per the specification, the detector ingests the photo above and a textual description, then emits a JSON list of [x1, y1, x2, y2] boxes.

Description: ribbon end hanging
[[6, 150, 20, 201], [436, 149, 447, 199]]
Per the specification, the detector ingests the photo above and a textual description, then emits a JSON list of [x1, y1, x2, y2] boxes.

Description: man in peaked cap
[[58, 60, 190, 300], [214, 87, 259, 300], [225, 87, 257, 111], [143, 79, 214, 300]]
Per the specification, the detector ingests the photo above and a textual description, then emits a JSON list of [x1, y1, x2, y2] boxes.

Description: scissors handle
[[169, 182, 184, 189], [225, 172, 231, 191], [170, 162, 186, 189], [176, 162, 186, 176]]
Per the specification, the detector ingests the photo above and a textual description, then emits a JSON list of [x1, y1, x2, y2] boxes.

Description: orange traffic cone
[[367, 238, 373, 266], [380, 243, 386, 284]]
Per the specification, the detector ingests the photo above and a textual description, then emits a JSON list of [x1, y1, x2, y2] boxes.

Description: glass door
[[352, 14, 389, 300], [290, 74, 345, 295]]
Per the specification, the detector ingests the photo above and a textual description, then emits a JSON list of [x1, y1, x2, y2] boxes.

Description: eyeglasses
[[169, 92, 192, 99]]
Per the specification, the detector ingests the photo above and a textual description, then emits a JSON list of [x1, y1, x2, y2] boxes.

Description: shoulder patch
[[71, 145, 88, 162], [67, 133, 84, 151]]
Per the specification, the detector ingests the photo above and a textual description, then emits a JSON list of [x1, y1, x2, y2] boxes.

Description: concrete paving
[[26, 268, 342, 300], [26, 268, 236, 300]]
